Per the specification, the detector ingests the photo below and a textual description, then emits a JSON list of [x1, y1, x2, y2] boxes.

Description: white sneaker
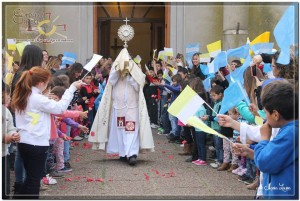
[[210, 162, 220, 169], [73, 136, 83, 141], [43, 174, 57, 185]]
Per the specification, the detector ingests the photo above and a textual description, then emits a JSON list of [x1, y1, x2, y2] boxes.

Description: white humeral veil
[[88, 48, 154, 154]]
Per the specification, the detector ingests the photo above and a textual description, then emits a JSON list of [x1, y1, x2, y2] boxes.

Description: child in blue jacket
[[254, 81, 298, 199]]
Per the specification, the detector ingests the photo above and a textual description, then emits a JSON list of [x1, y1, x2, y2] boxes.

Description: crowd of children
[[141, 48, 298, 200], [2, 40, 298, 199]]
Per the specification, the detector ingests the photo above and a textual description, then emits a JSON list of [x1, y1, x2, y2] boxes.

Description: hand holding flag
[[82, 54, 103, 79], [218, 81, 250, 114]]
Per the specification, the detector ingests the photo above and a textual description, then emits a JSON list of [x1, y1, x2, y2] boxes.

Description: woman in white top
[[11, 67, 81, 199]]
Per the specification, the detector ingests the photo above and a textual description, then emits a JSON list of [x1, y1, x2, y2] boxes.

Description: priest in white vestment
[[88, 48, 154, 166]]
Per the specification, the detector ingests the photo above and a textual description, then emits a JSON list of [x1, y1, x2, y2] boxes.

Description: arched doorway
[[94, 2, 167, 65]]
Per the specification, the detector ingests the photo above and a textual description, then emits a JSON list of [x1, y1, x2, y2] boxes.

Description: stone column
[[78, 2, 94, 64], [223, 3, 249, 52], [170, 2, 185, 54]]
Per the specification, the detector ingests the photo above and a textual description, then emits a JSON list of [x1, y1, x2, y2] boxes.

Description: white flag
[[83, 54, 103, 72]]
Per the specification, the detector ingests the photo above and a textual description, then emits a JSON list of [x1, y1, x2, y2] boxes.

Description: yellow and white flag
[[199, 53, 211, 63], [254, 116, 264, 125], [7, 39, 16, 51], [187, 116, 233, 143], [164, 47, 174, 57], [250, 32, 270, 45], [158, 50, 166, 61], [16, 42, 30, 56], [168, 66, 178, 75], [168, 85, 205, 124], [133, 55, 142, 64], [7, 56, 13, 71], [167, 85, 233, 143], [207, 40, 221, 58], [162, 69, 172, 83], [249, 32, 270, 55]]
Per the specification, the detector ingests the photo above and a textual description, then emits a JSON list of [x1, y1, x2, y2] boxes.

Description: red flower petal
[[96, 178, 105, 182], [82, 143, 92, 149], [91, 131, 95, 136], [167, 155, 174, 159], [87, 178, 94, 182], [65, 178, 72, 181], [75, 176, 81, 180], [75, 158, 80, 162], [108, 178, 113, 181], [144, 173, 150, 181], [60, 185, 66, 189]]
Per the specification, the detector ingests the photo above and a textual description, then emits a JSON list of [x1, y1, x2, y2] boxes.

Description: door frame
[[93, 3, 170, 54], [97, 18, 165, 58]]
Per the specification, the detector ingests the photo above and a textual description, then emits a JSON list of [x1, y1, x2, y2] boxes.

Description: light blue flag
[[186, 55, 193, 69], [203, 76, 212, 92], [225, 74, 234, 85], [186, 43, 200, 68], [273, 4, 297, 64], [219, 81, 251, 114], [208, 51, 228, 74], [263, 63, 272, 73], [225, 55, 252, 85], [62, 52, 77, 65], [207, 73, 215, 78], [251, 42, 274, 55], [226, 44, 250, 59], [200, 64, 209, 75]]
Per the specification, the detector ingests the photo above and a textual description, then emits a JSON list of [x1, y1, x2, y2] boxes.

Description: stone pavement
[[38, 128, 255, 200]]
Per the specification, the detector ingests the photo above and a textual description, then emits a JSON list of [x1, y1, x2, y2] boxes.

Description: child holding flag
[[201, 85, 224, 168], [154, 69, 171, 135], [79, 72, 99, 134], [190, 77, 209, 165], [159, 74, 182, 142]]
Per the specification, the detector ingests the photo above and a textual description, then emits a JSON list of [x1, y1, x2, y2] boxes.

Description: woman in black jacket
[[190, 53, 206, 80]]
